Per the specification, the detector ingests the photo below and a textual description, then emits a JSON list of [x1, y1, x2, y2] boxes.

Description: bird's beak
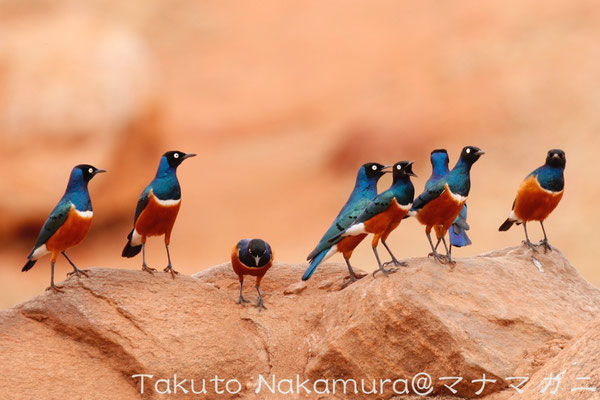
[[382, 165, 392, 174], [95, 169, 107, 175], [406, 161, 418, 177], [182, 153, 197, 160], [475, 149, 485, 156], [552, 153, 560, 159]]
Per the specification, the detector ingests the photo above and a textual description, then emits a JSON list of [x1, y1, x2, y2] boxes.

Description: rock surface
[[0, 247, 598, 399]]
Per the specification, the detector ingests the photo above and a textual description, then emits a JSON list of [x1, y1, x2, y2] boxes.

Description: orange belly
[[513, 176, 563, 222], [363, 199, 410, 245], [135, 194, 181, 240], [231, 247, 273, 281], [336, 234, 367, 258], [416, 187, 465, 238], [45, 207, 92, 253]]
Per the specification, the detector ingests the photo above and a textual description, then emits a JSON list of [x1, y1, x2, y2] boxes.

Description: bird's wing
[[354, 191, 394, 224], [29, 199, 72, 255], [306, 197, 371, 261], [411, 180, 446, 212], [133, 186, 152, 224]]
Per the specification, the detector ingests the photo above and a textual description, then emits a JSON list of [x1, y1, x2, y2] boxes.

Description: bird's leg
[[236, 280, 250, 305], [381, 239, 407, 267], [372, 246, 398, 277], [539, 221, 553, 253], [256, 285, 266, 310], [163, 243, 179, 278], [426, 231, 447, 263], [522, 223, 537, 252], [63, 251, 89, 278], [141, 243, 156, 273], [341, 255, 364, 288], [440, 236, 455, 265], [46, 260, 64, 293]]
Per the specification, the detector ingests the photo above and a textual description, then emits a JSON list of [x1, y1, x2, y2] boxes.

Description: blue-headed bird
[[22, 165, 106, 292], [332, 161, 417, 277], [426, 149, 472, 254], [499, 149, 565, 253], [122, 150, 195, 277], [302, 163, 390, 287], [410, 146, 484, 263], [231, 239, 273, 309]]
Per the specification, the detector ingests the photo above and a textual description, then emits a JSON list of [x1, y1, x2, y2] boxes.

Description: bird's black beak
[[406, 161, 418, 177], [94, 169, 107, 175], [552, 153, 560, 159], [475, 149, 485, 156], [382, 165, 392, 174], [182, 153, 197, 160]]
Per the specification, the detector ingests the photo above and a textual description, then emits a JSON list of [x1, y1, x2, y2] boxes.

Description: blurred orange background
[[1, 0, 598, 307]]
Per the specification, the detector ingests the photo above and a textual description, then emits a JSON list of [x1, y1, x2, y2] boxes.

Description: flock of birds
[[20, 147, 566, 309]]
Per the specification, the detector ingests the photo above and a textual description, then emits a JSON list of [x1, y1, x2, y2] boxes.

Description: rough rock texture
[[0, 247, 598, 399]]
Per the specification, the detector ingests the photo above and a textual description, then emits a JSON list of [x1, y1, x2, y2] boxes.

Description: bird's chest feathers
[[135, 193, 181, 236], [417, 185, 466, 227], [45, 206, 93, 251], [514, 176, 563, 221], [364, 198, 411, 233], [231, 248, 272, 277]]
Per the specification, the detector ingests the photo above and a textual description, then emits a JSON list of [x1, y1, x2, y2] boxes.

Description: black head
[[362, 162, 390, 179], [248, 239, 267, 258], [545, 149, 566, 168], [74, 164, 106, 182], [459, 146, 485, 165], [164, 151, 196, 168], [393, 161, 418, 180]]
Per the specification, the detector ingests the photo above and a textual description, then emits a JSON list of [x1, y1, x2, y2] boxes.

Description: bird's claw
[[66, 268, 89, 278], [428, 252, 448, 263], [372, 267, 398, 278], [383, 260, 408, 268], [522, 240, 538, 253], [341, 275, 359, 289], [538, 240, 553, 253], [142, 265, 157, 274], [46, 285, 64, 293], [237, 296, 251, 305], [256, 301, 267, 311], [164, 266, 179, 279]]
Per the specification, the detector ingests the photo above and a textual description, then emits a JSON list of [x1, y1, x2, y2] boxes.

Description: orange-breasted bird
[[331, 161, 417, 277], [22, 165, 106, 292], [231, 239, 273, 309], [122, 150, 195, 277], [302, 163, 390, 287], [499, 149, 566, 253], [409, 146, 484, 264]]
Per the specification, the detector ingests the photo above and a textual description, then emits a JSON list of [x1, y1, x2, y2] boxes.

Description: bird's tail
[[302, 250, 328, 281], [22, 259, 37, 272], [499, 219, 515, 232], [122, 230, 142, 258], [449, 227, 472, 247]]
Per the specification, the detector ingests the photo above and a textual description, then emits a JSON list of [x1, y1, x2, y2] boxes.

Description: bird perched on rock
[[426, 149, 472, 254], [302, 163, 390, 287], [231, 238, 273, 309], [499, 149, 566, 253], [331, 161, 417, 277], [122, 150, 195, 277], [22, 165, 106, 292], [410, 146, 484, 263]]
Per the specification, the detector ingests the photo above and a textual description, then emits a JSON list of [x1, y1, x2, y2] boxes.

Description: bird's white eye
[[372, 165, 377, 170], [174, 153, 180, 159], [466, 148, 471, 154], [397, 165, 401, 170], [88, 168, 93, 174]]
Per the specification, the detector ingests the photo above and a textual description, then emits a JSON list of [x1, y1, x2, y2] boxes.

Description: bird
[[410, 146, 484, 263], [426, 149, 472, 255], [22, 164, 106, 293], [231, 238, 273, 309], [122, 150, 195, 277], [331, 161, 417, 277], [302, 163, 390, 287], [499, 149, 566, 253]]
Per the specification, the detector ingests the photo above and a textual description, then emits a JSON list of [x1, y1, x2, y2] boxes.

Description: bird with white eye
[[231, 239, 274, 309]]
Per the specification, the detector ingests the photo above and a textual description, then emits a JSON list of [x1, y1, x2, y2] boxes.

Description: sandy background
[[0, 0, 598, 307]]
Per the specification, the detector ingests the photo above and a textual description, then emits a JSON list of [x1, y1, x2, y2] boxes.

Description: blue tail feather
[[449, 227, 471, 247], [302, 250, 328, 281]]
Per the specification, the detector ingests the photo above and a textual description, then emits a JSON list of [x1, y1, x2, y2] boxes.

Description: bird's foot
[[372, 266, 398, 278], [163, 266, 179, 279], [538, 239, 553, 253], [256, 299, 267, 311], [46, 284, 64, 293], [383, 259, 408, 268], [142, 265, 157, 274], [237, 296, 251, 305], [428, 252, 448, 263], [522, 240, 538, 253], [66, 268, 89, 278], [341, 274, 362, 289]]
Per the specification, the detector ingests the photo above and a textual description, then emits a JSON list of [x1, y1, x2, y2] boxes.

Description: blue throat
[[151, 156, 181, 200], [64, 169, 92, 211], [352, 167, 380, 200], [446, 157, 473, 196]]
